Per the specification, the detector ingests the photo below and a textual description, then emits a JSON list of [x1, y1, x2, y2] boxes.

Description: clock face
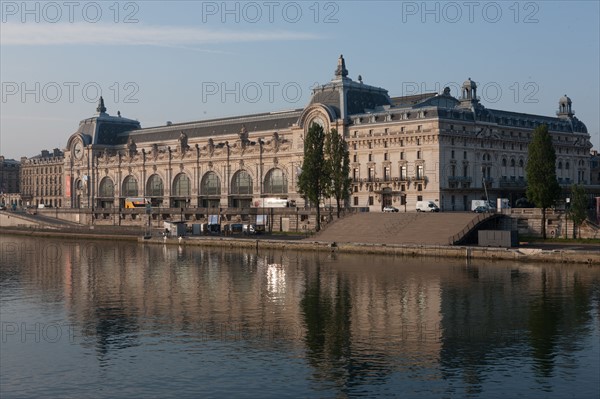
[[73, 141, 83, 159]]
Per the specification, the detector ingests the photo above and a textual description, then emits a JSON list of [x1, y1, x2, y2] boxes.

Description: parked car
[[383, 206, 399, 212], [473, 205, 489, 213], [0, 205, 6, 211], [242, 224, 256, 235]]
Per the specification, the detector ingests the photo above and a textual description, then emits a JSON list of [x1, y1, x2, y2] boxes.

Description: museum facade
[[63, 56, 593, 216]]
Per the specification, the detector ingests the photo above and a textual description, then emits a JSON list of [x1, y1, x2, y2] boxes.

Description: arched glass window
[[502, 158, 507, 167], [565, 162, 570, 170], [201, 172, 220, 196], [146, 174, 164, 197], [510, 159, 516, 167], [99, 177, 114, 198], [518, 159, 524, 168], [122, 176, 138, 197], [558, 161, 563, 169], [231, 170, 253, 195], [172, 173, 190, 197], [264, 168, 288, 194]]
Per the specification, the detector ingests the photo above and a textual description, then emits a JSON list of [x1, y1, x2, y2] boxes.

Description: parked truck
[[416, 200, 440, 212]]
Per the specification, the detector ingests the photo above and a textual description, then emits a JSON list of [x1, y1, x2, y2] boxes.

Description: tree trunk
[[541, 207, 547, 239], [573, 223, 577, 239], [315, 203, 321, 232], [336, 197, 341, 218]]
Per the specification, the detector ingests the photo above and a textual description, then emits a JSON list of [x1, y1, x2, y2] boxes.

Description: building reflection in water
[[2, 236, 598, 396]]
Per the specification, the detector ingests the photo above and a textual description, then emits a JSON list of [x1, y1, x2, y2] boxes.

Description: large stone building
[[63, 56, 593, 219], [20, 149, 64, 208]]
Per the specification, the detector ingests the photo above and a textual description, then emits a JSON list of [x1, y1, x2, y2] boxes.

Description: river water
[[1, 236, 598, 398]]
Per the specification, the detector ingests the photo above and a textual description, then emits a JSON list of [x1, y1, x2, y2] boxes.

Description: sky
[[1, 0, 599, 159]]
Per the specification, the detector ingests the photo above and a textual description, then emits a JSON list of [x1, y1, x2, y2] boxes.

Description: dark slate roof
[[481, 108, 588, 133], [115, 110, 303, 145], [309, 77, 392, 117], [72, 112, 142, 146], [391, 93, 438, 107]]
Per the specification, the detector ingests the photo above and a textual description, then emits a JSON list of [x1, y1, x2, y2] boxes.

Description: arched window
[[565, 162, 570, 170], [231, 170, 253, 195], [510, 159, 516, 167], [518, 159, 524, 168], [99, 177, 114, 198], [172, 173, 190, 197], [264, 168, 288, 194], [146, 174, 164, 197], [502, 158, 507, 167], [201, 172, 220, 196], [558, 161, 563, 170], [122, 175, 138, 197]]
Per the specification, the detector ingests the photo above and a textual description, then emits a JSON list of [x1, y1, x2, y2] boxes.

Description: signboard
[[208, 215, 219, 225], [256, 215, 268, 225]]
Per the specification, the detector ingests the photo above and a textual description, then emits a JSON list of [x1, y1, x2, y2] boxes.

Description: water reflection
[[1, 237, 598, 398]]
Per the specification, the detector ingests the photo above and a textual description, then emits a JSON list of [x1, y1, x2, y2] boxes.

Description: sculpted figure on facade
[[271, 132, 280, 153], [127, 137, 137, 159], [237, 125, 250, 153], [178, 131, 189, 156], [207, 138, 215, 157]]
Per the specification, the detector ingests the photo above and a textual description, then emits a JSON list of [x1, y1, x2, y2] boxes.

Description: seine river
[[1, 236, 599, 398]]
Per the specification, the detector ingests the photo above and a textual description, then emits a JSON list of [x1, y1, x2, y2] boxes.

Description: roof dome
[[462, 78, 477, 89], [559, 94, 572, 104]]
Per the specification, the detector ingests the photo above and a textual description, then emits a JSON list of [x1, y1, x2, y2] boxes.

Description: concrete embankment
[[1, 227, 139, 241], [140, 236, 600, 265], [1, 227, 597, 265]]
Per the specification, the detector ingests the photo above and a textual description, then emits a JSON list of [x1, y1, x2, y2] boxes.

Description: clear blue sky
[[1, 0, 599, 159]]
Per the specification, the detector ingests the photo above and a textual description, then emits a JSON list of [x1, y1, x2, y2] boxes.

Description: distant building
[[20, 149, 64, 207], [0, 156, 20, 207], [0, 156, 20, 194], [590, 150, 600, 186]]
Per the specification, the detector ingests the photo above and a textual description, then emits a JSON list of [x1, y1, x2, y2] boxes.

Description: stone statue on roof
[[335, 54, 348, 78], [96, 96, 107, 114]]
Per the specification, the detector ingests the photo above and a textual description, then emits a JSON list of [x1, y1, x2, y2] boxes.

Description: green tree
[[526, 124, 561, 239], [325, 129, 351, 218], [569, 184, 588, 239], [298, 123, 330, 231]]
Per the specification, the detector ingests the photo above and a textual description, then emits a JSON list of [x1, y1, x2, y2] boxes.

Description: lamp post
[[565, 197, 570, 239]]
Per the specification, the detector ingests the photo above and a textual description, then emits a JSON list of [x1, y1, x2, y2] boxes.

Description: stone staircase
[[312, 212, 481, 245]]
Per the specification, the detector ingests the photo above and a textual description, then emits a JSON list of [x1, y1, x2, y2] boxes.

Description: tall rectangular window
[[417, 165, 424, 179]]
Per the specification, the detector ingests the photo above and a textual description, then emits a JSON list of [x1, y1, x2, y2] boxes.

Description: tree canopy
[[569, 184, 588, 238], [298, 123, 330, 231], [325, 128, 351, 218], [526, 124, 561, 239]]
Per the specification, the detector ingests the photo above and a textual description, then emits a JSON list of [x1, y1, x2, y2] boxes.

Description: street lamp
[[565, 197, 570, 239]]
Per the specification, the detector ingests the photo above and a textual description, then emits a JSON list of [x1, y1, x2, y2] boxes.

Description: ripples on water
[[0, 237, 599, 398]]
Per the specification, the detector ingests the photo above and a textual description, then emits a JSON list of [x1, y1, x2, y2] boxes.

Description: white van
[[416, 200, 439, 212]]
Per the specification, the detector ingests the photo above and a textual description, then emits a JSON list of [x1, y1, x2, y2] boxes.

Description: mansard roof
[[68, 97, 141, 147], [114, 109, 303, 145]]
